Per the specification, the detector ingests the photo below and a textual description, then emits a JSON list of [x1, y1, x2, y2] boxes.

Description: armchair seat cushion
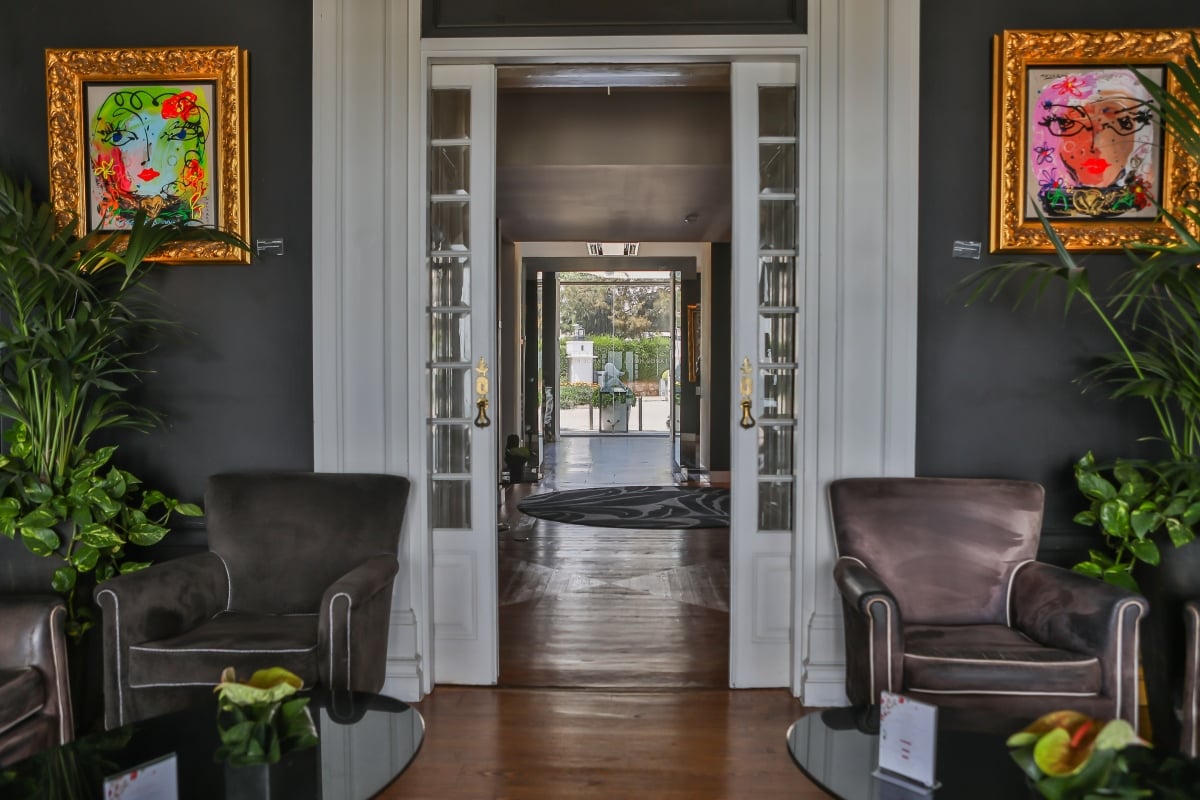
[[128, 611, 319, 689], [0, 668, 45, 737], [904, 624, 1102, 696]]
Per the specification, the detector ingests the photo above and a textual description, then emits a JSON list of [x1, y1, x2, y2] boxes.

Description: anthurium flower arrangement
[[1007, 710, 1148, 799], [213, 667, 318, 767]]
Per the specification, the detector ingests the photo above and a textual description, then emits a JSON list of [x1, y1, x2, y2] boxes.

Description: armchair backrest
[[828, 477, 1044, 625], [205, 472, 411, 614]]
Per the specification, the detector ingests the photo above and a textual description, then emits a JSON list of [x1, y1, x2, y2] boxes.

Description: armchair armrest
[[834, 556, 903, 705], [94, 552, 229, 644], [1184, 600, 1200, 757], [93, 552, 228, 729], [0, 595, 72, 745], [318, 554, 399, 693], [1011, 561, 1148, 725]]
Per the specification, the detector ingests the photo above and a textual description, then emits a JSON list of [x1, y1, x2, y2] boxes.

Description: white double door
[[426, 61, 805, 689]]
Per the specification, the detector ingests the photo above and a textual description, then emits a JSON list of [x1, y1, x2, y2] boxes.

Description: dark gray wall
[[0, 1, 315, 511], [918, 3, 1200, 561]]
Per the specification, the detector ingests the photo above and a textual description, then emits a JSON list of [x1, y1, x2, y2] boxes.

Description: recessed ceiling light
[[587, 242, 639, 256]]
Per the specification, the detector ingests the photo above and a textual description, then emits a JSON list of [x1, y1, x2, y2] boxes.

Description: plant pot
[[504, 455, 529, 483], [223, 746, 318, 800], [1133, 535, 1200, 752]]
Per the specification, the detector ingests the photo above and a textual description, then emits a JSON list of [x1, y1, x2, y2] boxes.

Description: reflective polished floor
[[386, 436, 822, 798], [498, 434, 730, 688]]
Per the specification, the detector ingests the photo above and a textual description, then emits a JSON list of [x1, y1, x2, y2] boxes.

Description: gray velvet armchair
[[829, 477, 1148, 727], [95, 472, 410, 729], [0, 595, 73, 766]]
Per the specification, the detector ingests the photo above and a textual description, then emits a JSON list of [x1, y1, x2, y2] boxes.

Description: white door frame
[[311, 0, 919, 703]]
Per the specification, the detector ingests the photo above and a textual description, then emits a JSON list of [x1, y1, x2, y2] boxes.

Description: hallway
[[379, 437, 820, 799], [498, 435, 730, 688]]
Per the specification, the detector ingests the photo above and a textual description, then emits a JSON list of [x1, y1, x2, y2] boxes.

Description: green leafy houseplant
[[214, 667, 318, 767], [960, 37, 1200, 591], [1008, 709, 1200, 799], [0, 170, 247, 637]]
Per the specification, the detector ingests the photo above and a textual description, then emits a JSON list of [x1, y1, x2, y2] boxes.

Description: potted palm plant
[[961, 36, 1200, 750], [0, 169, 248, 640]]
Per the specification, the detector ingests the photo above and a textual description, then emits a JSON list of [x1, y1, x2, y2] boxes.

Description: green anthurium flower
[[1033, 725, 1097, 777], [214, 666, 303, 707], [1008, 710, 1151, 798]]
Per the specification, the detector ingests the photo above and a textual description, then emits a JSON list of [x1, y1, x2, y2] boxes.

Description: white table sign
[[103, 752, 179, 800], [874, 691, 940, 793]]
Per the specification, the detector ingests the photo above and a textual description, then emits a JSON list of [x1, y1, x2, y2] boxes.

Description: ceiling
[[495, 64, 732, 244]]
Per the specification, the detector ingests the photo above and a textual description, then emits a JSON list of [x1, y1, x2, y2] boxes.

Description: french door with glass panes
[[426, 64, 498, 685], [729, 61, 804, 687], [421, 59, 805, 688]]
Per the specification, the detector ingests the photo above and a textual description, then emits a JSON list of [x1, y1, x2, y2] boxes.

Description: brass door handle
[[474, 356, 491, 428], [739, 356, 756, 429]]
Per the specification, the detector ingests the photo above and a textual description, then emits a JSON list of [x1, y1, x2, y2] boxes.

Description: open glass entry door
[[427, 64, 498, 685], [729, 61, 802, 687]]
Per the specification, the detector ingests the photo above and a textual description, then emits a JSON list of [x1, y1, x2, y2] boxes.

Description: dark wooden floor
[[382, 687, 818, 799], [381, 436, 822, 797], [497, 435, 729, 689]]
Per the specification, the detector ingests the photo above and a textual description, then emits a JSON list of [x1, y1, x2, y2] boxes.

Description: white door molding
[[310, 0, 919, 702]]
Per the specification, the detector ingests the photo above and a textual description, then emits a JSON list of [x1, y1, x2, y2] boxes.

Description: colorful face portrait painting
[[85, 83, 217, 231], [1025, 67, 1163, 221]]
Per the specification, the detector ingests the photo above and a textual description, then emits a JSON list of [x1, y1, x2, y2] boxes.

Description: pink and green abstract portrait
[[1025, 66, 1163, 221], [85, 82, 216, 231]]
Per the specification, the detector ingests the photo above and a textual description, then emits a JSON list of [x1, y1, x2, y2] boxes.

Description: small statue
[[600, 362, 626, 392]]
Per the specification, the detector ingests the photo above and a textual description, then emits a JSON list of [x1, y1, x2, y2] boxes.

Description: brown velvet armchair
[[0, 595, 73, 766], [829, 477, 1148, 727], [1184, 600, 1200, 756], [95, 472, 410, 729]]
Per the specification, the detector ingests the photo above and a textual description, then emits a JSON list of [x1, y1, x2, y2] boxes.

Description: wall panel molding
[[423, 0, 805, 38]]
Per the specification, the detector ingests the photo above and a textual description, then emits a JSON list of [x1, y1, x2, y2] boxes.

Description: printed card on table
[[874, 691, 940, 793], [103, 753, 179, 800]]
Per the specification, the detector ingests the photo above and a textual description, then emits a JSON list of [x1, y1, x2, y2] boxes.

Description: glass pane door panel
[[430, 145, 470, 195], [759, 198, 796, 251], [758, 256, 796, 307], [758, 481, 794, 530], [759, 143, 796, 193], [430, 311, 470, 361], [759, 369, 795, 419], [759, 313, 795, 363], [430, 423, 472, 473], [429, 367, 472, 418], [430, 256, 471, 307], [758, 87, 797, 137], [757, 425, 794, 475], [431, 479, 471, 528], [430, 90, 470, 140], [430, 201, 469, 252]]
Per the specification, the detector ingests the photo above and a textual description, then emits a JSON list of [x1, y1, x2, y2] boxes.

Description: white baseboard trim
[[802, 665, 848, 707], [381, 656, 424, 701], [381, 607, 423, 700]]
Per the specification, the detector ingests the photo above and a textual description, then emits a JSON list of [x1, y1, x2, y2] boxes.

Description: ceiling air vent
[[587, 242, 640, 256]]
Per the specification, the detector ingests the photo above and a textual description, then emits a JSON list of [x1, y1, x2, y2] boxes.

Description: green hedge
[[558, 335, 672, 384]]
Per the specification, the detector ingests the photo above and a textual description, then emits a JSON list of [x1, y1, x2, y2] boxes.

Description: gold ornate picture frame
[[45, 46, 249, 264], [991, 29, 1198, 253]]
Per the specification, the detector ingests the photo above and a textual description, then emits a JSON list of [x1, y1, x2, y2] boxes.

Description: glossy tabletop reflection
[[787, 706, 1032, 799], [0, 691, 423, 800]]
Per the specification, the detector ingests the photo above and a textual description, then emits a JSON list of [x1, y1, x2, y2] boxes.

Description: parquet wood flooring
[[380, 687, 822, 799], [498, 437, 730, 689]]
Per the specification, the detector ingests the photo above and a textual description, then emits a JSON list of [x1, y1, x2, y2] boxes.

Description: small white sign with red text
[[103, 753, 178, 800], [875, 691, 939, 791]]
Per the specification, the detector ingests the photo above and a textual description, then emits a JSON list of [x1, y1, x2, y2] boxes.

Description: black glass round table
[[0, 691, 423, 800], [787, 706, 1034, 799]]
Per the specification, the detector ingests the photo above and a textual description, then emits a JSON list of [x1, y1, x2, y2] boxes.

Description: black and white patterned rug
[[517, 485, 730, 529]]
